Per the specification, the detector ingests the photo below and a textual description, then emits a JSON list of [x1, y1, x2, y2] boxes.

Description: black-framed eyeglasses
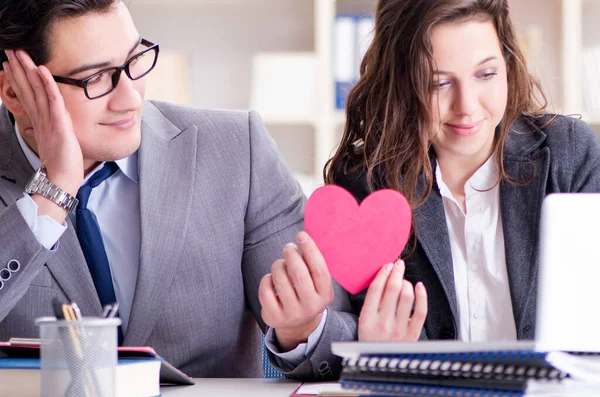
[[53, 38, 159, 100]]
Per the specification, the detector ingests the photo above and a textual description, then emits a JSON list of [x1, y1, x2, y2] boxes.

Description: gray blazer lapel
[[500, 119, 549, 336], [46, 218, 103, 315], [124, 102, 197, 346], [413, 172, 459, 323]]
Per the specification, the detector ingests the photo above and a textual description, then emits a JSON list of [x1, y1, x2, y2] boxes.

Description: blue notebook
[[341, 379, 524, 397]]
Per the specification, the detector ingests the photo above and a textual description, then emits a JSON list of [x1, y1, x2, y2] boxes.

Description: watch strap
[[25, 168, 79, 213]]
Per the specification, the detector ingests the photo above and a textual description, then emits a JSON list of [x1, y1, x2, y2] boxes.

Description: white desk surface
[[160, 379, 302, 397]]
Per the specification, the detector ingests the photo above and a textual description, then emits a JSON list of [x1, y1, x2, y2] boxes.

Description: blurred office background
[[54, 1, 600, 194]]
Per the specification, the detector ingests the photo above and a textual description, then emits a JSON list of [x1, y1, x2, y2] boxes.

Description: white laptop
[[332, 193, 600, 358], [535, 193, 600, 352]]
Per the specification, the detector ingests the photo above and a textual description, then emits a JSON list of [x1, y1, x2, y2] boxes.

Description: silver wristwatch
[[25, 166, 79, 213]]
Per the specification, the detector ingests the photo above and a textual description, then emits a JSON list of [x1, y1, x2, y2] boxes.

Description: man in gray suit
[[0, 0, 356, 379]]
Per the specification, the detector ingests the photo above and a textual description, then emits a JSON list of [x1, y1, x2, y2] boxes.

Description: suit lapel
[[413, 171, 459, 324], [500, 119, 549, 334], [0, 106, 102, 315], [45, 218, 103, 315], [124, 103, 197, 346]]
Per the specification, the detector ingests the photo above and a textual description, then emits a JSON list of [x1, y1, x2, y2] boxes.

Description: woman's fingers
[[360, 262, 394, 321], [396, 279, 415, 324], [407, 282, 428, 340], [358, 260, 428, 342], [378, 261, 405, 319]]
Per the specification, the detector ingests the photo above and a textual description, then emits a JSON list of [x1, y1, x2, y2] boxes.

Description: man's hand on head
[[3, 50, 83, 223], [4, 50, 83, 195]]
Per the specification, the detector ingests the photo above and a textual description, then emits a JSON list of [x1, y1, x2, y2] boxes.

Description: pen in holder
[[36, 316, 121, 397]]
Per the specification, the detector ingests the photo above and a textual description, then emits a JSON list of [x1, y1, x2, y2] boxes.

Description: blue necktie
[[75, 162, 124, 344]]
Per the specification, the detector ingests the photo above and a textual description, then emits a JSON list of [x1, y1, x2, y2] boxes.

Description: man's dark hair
[[0, 0, 120, 68]]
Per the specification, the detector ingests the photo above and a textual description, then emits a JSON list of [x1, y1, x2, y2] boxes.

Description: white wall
[[128, 0, 314, 109]]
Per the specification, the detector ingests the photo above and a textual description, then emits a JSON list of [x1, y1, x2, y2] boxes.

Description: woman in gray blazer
[[325, 0, 600, 343]]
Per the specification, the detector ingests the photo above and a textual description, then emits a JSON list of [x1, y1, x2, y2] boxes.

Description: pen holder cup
[[36, 317, 121, 397]]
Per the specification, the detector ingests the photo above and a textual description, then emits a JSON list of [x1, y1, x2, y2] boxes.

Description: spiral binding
[[342, 352, 569, 382], [341, 379, 524, 397]]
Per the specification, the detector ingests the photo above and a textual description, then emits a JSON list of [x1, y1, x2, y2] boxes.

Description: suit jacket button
[[318, 361, 332, 376], [0, 268, 10, 281], [0, 279, 4, 290], [7, 260, 20, 273]]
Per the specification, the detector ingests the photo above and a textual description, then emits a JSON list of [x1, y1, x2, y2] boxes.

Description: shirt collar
[[468, 151, 499, 191], [435, 160, 452, 200], [14, 123, 139, 184], [435, 151, 499, 199], [115, 152, 139, 184]]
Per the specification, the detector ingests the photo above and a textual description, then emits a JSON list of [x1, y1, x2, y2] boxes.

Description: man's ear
[[0, 70, 26, 116]]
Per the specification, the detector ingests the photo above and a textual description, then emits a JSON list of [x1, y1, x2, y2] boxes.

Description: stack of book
[[332, 341, 600, 397], [0, 338, 194, 397]]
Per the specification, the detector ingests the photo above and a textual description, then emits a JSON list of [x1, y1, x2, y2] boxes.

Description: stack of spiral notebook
[[331, 341, 600, 397]]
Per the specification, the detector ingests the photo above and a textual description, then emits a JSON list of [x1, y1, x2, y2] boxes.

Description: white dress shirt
[[435, 154, 517, 342], [14, 125, 323, 364]]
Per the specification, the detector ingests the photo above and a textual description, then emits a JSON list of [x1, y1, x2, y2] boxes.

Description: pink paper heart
[[305, 185, 412, 294]]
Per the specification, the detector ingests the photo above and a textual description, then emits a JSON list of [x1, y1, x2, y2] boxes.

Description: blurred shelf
[[260, 110, 346, 128], [133, 0, 598, 180], [260, 115, 317, 126]]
